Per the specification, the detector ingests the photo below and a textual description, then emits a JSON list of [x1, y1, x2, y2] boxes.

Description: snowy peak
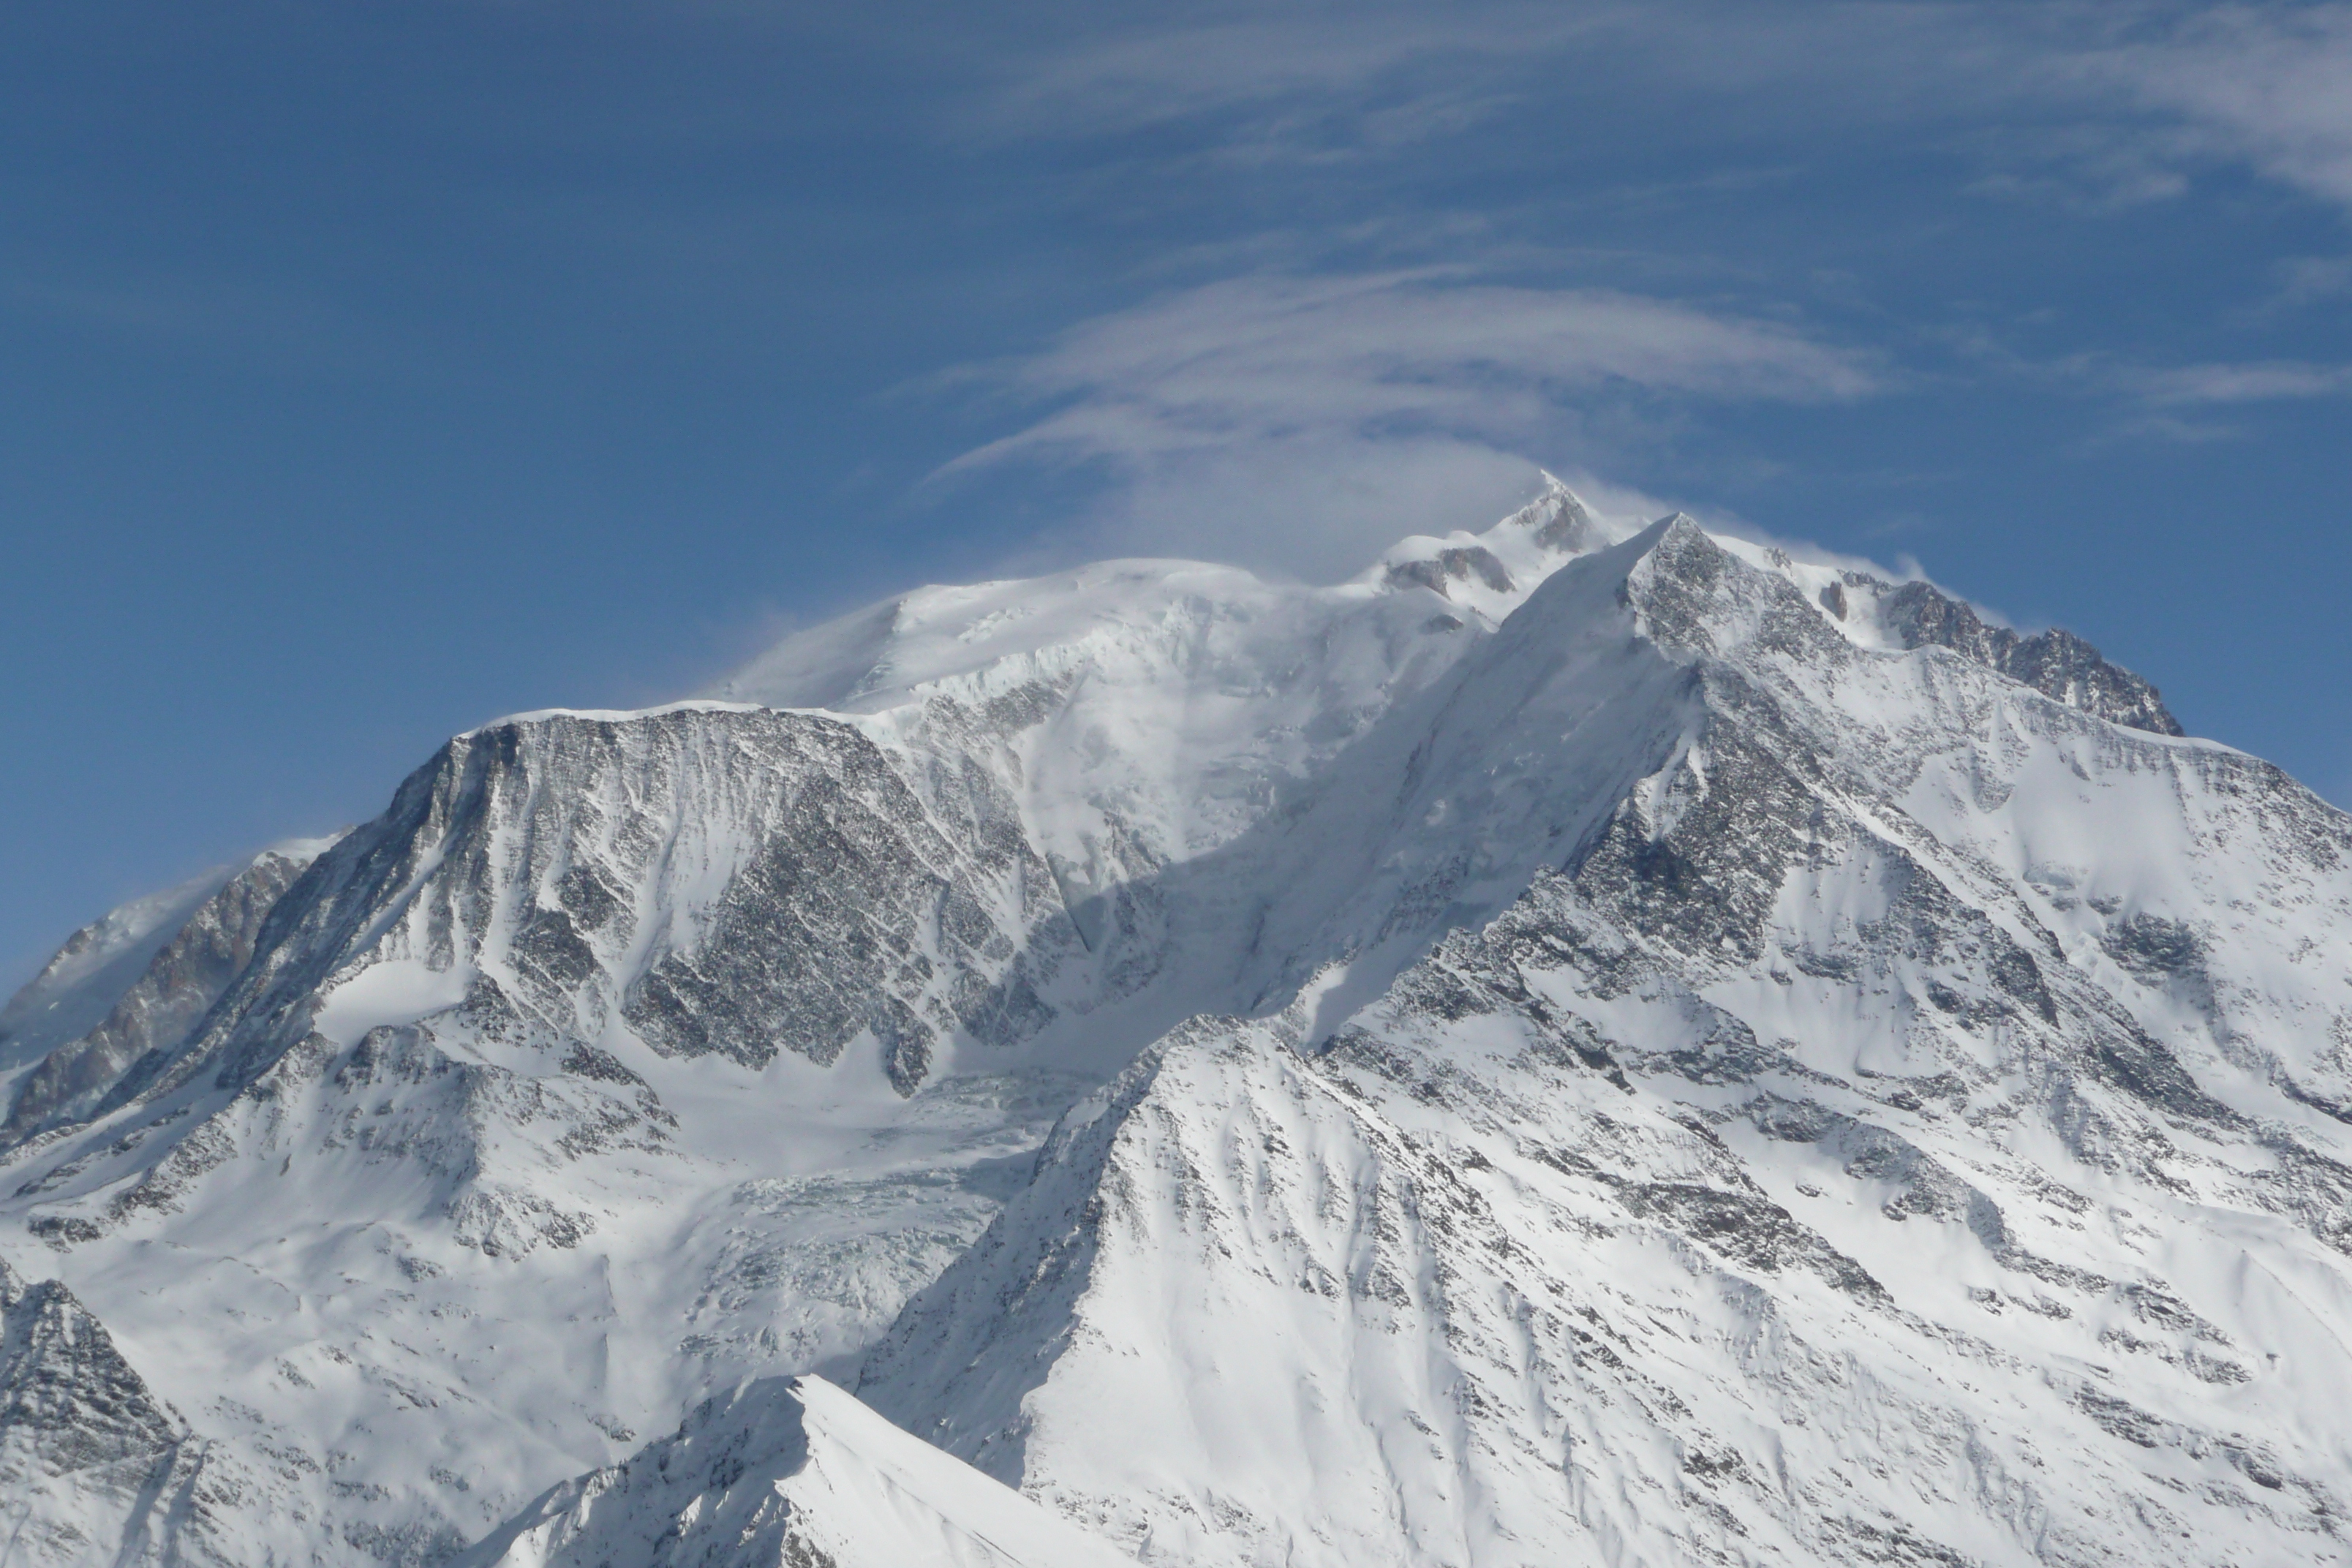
[[1507, 470, 1605, 554], [457, 1374, 1135, 1568], [845, 496, 2351, 1567], [1362, 474, 1622, 627], [856, 660, 2352, 1565]]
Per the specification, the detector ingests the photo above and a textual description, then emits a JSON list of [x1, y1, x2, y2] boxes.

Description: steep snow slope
[[456, 1376, 1134, 1568], [1, 478, 2314, 1566], [859, 521, 2352, 1566]]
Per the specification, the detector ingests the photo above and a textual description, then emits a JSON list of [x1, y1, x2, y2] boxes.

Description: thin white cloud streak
[[1961, 335, 2352, 426], [977, 5, 1629, 144], [946, 272, 1875, 469], [932, 271, 1875, 578], [2130, 358, 2352, 403], [2273, 254, 2352, 308], [970, 2, 2352, 218], [2075, 6, 2352, 211], [967, 0, 2027, 176], [972, 1, 2027, 131]]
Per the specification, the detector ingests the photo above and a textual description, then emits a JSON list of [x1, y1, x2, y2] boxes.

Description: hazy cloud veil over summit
[[935, 272, 1880, 578]]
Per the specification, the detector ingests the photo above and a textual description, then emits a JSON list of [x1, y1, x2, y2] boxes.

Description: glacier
[[1, 478, 2347, 1565]]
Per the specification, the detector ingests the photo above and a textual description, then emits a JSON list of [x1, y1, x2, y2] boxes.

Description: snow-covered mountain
[[2, 478, 2347, 1565], [864, 519, 2352, 1564]]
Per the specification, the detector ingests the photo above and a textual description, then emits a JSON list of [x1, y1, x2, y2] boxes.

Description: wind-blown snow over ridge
[[0, 839, 340, 1156], [0, 867, 234, 1077], [1, 473, 2319, 1568]]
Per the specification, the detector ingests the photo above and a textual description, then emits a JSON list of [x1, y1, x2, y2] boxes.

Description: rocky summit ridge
[[1, 478, 2346, 1567]]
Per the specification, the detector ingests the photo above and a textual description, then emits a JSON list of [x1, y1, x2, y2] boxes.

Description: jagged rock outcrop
[[1384, 545, 1516, 598], [1871, 576, 2184, 734]]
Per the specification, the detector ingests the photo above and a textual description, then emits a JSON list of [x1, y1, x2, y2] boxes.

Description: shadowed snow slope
[[5, 477, 2340, 1567], [455, 1376, 1134, 1568]]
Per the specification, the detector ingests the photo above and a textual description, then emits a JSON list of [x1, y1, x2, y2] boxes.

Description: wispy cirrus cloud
[[964, 2, 2352, 219], [2070, 5, 2352, 211], [946, 271, 1877, 465], [2270, 253, 2352, 309], [1960, 333, 2352, 431], [2130, 358, 2352, 404], [932, 270, 1877, 576], [972, 4, 1628, 148], [902, 3, 2352, 564]]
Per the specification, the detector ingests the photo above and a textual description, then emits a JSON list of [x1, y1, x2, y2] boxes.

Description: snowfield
[[1, 479, 2348, 1565]]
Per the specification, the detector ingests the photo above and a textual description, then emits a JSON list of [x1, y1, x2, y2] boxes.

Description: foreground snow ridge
[[1, 477, 2348, 1565], [456, 1375, 1135, 1568]]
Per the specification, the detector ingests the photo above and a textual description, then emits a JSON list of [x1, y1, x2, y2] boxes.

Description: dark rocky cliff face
[[1873, 577, 2185, 735]]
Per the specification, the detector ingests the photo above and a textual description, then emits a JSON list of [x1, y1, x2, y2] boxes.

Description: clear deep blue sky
[[4, 1, 2350, 982]]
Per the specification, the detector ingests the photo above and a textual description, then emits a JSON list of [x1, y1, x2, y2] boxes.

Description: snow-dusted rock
[[0, 1253, 314, 1565]]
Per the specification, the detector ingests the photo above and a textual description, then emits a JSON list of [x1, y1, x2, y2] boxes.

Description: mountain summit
[[2, 480, 2344, 1566]]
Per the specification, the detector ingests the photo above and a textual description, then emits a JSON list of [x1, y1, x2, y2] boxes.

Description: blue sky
[[4, 1, 2350, 982]]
